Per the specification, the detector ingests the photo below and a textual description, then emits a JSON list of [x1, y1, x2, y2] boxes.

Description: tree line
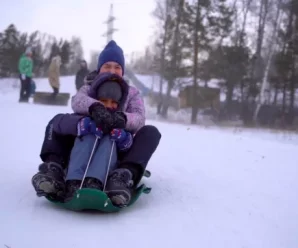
[[0, 24, 85, 78], [130, 0, 298, 129]]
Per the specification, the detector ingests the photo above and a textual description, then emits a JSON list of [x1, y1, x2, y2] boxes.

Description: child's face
[[99, 62, 123, 77], [99, 98, 118, 110]]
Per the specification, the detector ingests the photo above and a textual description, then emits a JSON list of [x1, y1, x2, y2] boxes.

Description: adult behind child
[[31, 40, 161, 206], [33, 75, 133, 206]]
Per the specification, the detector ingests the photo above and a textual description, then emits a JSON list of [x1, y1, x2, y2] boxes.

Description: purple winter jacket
[[50, 73, 131, 137], [71, 71, 145, 134]]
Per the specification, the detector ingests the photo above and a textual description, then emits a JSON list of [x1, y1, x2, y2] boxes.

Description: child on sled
[[64, 73, 133, 204], [33, 73, 133, 207]]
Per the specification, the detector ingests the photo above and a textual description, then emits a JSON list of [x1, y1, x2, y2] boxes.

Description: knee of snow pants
[[118, 125, 161, 182], [66, 135, 117, 183], [40, 119, 75, 168]]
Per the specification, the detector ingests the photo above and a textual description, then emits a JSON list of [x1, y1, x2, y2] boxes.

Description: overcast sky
[[0, 0, 157, 62]]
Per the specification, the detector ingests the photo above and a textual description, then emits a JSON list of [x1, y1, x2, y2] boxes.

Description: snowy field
[[0, 76, 297, 248]]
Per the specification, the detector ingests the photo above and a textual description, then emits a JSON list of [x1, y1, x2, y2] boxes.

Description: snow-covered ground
[[0, 76, 297, 248]]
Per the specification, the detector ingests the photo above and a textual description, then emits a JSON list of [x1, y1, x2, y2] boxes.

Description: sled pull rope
[[103, 141, 115, 192], [79, 136, 100, 192]]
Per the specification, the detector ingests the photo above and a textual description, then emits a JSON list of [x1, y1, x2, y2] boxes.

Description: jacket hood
[[88, 72, 129, 111]]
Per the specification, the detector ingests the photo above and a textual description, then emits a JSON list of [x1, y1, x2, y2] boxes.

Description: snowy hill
[[0, 76, 297, 248]]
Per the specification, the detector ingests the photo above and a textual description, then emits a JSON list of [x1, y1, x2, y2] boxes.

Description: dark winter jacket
[[51, 113, 85, 136], [75, 68, 90, 90]]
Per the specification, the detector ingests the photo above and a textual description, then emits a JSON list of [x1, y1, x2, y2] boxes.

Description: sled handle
[[79, 136, 100, 191], [103, 141, 115, 192]]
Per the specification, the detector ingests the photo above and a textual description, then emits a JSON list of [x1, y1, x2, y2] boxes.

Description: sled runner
[[45, 170, 151, 212], [33, 91, 70, 106]]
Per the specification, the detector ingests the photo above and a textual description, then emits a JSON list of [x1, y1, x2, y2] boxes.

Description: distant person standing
[[18, 47, 33, 102], [48, 55, 61, 97], [75, 60, 89, 91]]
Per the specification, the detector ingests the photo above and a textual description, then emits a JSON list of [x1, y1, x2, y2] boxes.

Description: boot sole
[[39, 181, 57, 193], [110, 195, 127, 207], [106, 190, 131, 207], [32, 174, 65, 195]]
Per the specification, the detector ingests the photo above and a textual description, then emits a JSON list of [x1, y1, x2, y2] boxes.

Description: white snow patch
[[0, 76, 297, 248]]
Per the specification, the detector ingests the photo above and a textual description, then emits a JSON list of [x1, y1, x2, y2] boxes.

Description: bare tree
[[247, 0, 270, 102], [191, 0, 201, 124], [152, 0, 172, 114], [253, 0, 283, 122]]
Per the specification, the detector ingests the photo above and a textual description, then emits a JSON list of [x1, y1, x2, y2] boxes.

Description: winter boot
[[64, 180, 81, 202], [105, 168, 134, 207], [31, 162, 65, 199], [64, 178, 103, 202], [83, 177, 103, 191]]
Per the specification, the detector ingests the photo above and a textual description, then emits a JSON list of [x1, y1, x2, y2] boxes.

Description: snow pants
[[66, 135, 117, 183], [30, 80, 36, 96], [40, 124, 161, 184], [51, 86, 59, 97], [19, 75, 31, 102]]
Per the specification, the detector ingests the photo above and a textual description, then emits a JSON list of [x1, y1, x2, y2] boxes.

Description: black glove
[[88, 102, 113, 134], [111, 111, 127, 129]]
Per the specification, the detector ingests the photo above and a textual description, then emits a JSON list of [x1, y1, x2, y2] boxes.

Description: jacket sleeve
[[51, 114, 84, 136], [27, 59, 33, 76], [124, 88, 145, 133], [71, 85, 98, 115], [18, 58, 23, 73]]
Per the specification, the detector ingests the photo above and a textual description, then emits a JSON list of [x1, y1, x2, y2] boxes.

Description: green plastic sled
[[45, 170, 152, 212]]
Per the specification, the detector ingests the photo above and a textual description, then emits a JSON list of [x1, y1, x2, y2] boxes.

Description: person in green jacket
[[18, 47, 33, 102]]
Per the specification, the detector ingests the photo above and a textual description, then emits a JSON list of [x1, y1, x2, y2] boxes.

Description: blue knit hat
[[97, 40, 125, 75]]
